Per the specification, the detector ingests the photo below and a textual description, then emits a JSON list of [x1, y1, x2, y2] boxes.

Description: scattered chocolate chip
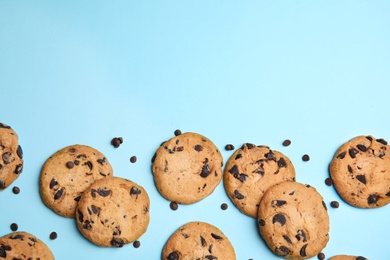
[[12, 186, 20, 194], [325, 178, 333, 186], [10, 223, 18, 231], [367, 194, 379, 204], [317, 252, 325, 260], [0, 123, 11, 129], [111, 137, 123, 148], [66, 161, 74, 169], [0, 180, 5, 189], [356, 174, 366, 184], [194, 145, 203, 152], [167, 251, 179, 260], [357, 144, 368, 152], [349, 148, 359, 159], [130, 156, 137, 163], [211, 233, 222, 240], [16, 145, 23, 159], [133, 240, 141, 248], [282, 139, 291, 146], [111, 238, 125, 247], [330, 201, 339, 208], [225, 144, 235, 151], [49, 232, 57, 240], [220, 203, 228, 210], [170, 202, 178, 211], [174, 129, 182, 136], [302, 154, 310, 161], [300, 244, 308, 257], [272, 213, 286, 226]]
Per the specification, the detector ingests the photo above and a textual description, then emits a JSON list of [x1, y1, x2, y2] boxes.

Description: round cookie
[[40, 144, 113, 218], [329, 135, 390, 208], [0, 231, 54, 259], [0, 122, 23, 191], [258, 181, 330, 259], [161, 221, 236, 260], [76, 176, 150, 247], [152, 132, 223, 204], [329, 255, 368, 260], [224, 143, 296, 218]]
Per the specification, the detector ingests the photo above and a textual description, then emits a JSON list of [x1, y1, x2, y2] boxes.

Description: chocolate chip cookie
[[329, 135, 390, 208], [224, 143, 296, 218], [0, 122, 23, 191], [40, 144, 113, 218], [152, 132, 223, 204], [329, 255, 368, 260], [76, 176, 150, 247], [258, 181, 330, 259], [161, 221, 236, 260], [0, 231, 54, 259]]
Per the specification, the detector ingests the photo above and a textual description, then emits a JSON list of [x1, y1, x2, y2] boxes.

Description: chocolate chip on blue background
[[282, 139, 291, 146], [174, 129, 182, 136], [12, 186, 20, 194]]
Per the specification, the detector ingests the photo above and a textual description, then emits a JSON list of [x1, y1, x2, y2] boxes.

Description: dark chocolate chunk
[[220, 203, 228, 210], [244, 143, 254, 149], [258, 219, 265, 226], [282, 139, 291, 146], [50, 232, 57, 240], [302, 154, 310, 161], [97, 188, 111, 197], [347, 165, 353, 173], [97, 157, 106, 165], [367, 194, 379, 204], [84, 161, 93, 170], [225, 144, 235, 151], [66, 161, 74, 169], [0, 180, 4, 189], [54, 187, 64, 200], [77, 210, 84, 223], [228, 165, 239, 175], [74, 195, 81, 202], [278, 158, 287, 168], [111, 238, 125, 247], [10, 223, 18, 231], [386, 191, 390, 197], [200, 158, 211, 178], [233, 190, 245, 199], [167, 251, 179, 260], [50, 179, 58, 189], [133, 240, 141, 248], [356, 257, 367, 260], [14, 164, 23, 174], [130, 186, 141, 196], [376, 138, 388, 145], [111, 137, 122, 148], [336, 151, 346, 159], [356, 174, 366, 184], [283, 235, 292, 244], [322, 201, 327, 210], [205, 256, 217, 260], [74, 160, 80, 165], [296, 230, 307, 242], [235, 153, 242, 160], [16, 145, 23, 159], [300, 244, 308, 257], [10, 234, 23, 239], [170, 201, 178, 211], [194, 145, 203, 152], [200, 235, 206, 247], [276, 246, 290, 256], [130, 156, 137, 163], [330, 201, 339, 208], [325, 178, 333, 186], [82, 220, 92, 230], [265, 150, 276, 160], [271, 200, 287, 207], [357, 144, 368, 152], [0, 123, 11, 129], [211, 233, 222, 240], [91, 205, 99, 214], [349, 148, 359, 158], [12, 186, 20, 194], [272, 214, 286, 226]]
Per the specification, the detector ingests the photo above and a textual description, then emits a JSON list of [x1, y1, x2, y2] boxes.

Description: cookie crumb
[[330, 201, 339, 208], [133, 240, 141, 248], [12, 186, 20, 194], [174, 129, 182, 136], [170, 201, 178, 211], [225, 144, 235, 151], [50, 232, 58, 240], [325, 178, 333, 186], [282, 139, 291, 146], [317, 252, 325, 260], [302, 154, 310, 161], [130, 156, 137, 163], [10, 223, 18, 231], [111, 137, 123, 148], [221, 203, 228, 210]]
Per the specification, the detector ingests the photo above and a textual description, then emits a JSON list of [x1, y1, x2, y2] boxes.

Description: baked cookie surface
[[329, 255, 368, 260], [0, 122, 23, 191], [161, 221, 236, 260], [224, 143, 296, 218], [76, 176, 150, 247], [152, 132, 223, 204], [40, 144, 113, 218], [329, 135, 390, 208], [258, 181, 329, 259], [0, 231, 54, 260]]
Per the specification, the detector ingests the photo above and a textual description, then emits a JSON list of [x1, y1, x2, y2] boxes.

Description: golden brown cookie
[[258, 181, 330, 259], [152, 132, 223, 204], [329, 255, 368, 260], [224, 143, 296, 218], [76, 176, 150, 247], [329, 135, 390, 208], [0, 122, 23, 191], [161, 221, 236, 260], [0, 231, 54, 259], [40, 144, 113, 218]]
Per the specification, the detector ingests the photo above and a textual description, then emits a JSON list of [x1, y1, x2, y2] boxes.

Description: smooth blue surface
[[1, 1, 389, 259]]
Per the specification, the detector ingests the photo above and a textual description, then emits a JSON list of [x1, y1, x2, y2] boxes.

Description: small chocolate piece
[[12, 186, 20, 194], [10, 223, 18, 231], [220, 203, 228, 210], [111, 238, 125, 247], [133, 240, 141, 248], [325, 178, 333, 186], [272, 213, 286, 226], [225, 144, 235, 151], [348, 148, 359, 159], [66, 161, 74, 169], [302, 154, 310, 161], [194, 145, 203, 152], [130, 156, 137, 163], [367, 194, 379, 204], [170, 201, 178, 211], [111, 137, 123, 148], [330, 201, 339, 208], [167, 252, 179, 260], [49, 232, 57, 240], [282, 139, 291, 146], [317, 252, 325, 260], [174, 129, 182, 136]]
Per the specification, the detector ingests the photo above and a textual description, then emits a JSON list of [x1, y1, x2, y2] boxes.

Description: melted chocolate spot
[[97, 158, 106, 165], [283, 235, 292, 244], [130, 186, 141, 196], [265, 150, 276, 160], [200, 236, 206, 247], [376, 138, 388, 145], [296, 229, 307, 242], [211, 233, 222, 240], [276, 246, 290, 256], [272, 214, 286, 226], [368, 194, 379, 204], [50, 178, 58, 189], [337, 151, 346, 159], [300, 244, 308, 257], [54, 188, 64, 200], [347, 165, 353, 173], [235, 153, 242, 160], [349, 148, 359, 158], [278, 158, 287, 168], [97, 188, 111, 197], [357, 144, 368, 152], [234, 190, 244, 199], [244, 143, 254, 149], [82, 220, 92, 230], [84, 161, 93, 170], [17, 145, 23, 159]]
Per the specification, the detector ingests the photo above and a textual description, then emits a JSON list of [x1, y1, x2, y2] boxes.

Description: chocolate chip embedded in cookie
[[258, 181, 330, 259], [0, 231, 54, 259], [152, 132, 223, 204], [0, 122, 23, 191], [161, 221, 236, 260], [224, 143, 296, 218], [40, 144, 113, 218], [76, 176, 150, 247], [329, 135, 390, 208], [329, 255, 368, 260]]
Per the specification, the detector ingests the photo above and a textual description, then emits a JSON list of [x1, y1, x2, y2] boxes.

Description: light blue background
[[1, 1, 389, 259]]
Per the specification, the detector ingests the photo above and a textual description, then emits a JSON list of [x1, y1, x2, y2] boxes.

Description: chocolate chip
[[54, 188, 64, 200], [271, 200, 287, 207], [347, 165, 353, 173], [376, 138, 388, 145], [77, 210, 84, 222], [111, 137, 122, 148], [244, 143, 254, 149], [325, 178, 333, 186], [74, 195, 81, 202], [386, 192, 390, 197], [14, 164, 23, 174], [10, 223, 18, 231], [16, 145, 23, 159], [0, 180, 4, 189], [317, 252, 325, 260], [283, 235, 292, 244], [211, 233, 222, 240], [235, 153, 242, 160], [220, 203, 228, 210], [272, 214, 286, 226], [300, 244, 308, 257], [234, 190, 245, 199], [265, 150, 276, 160], [66, 161, 74, 169], [357, 144, 368, 152], [200, 158, 211, 178], [302, 154, 310, 161], [12, 186, 20, 194], [174, 129, 182, 136], [368, 194, 379, 204], [170, 202, 178, 211], [50, 178, 58, 189], [336, 151, 346, 159], [282, 139, 291, 146], [200, 235, 206, 247], [97, 158, 106, 165], [130, 186, 141, 196], [74, 160, 80, 165], [167, 251, 179, 260], [111, 238, 125, 247], [296, 229, 307, 242], [194, 145, 203, 152], [82, 220, 92, 230], [322, 201, 327, 210], [97, 188, 111, 197], [91, 205, 99, 214], [133, 240, 141, 248], [356, 174, 366, 184], [258, 219, 265, 226], [50, 232, 57, 240], [276, 246, 290, 256], [278, 158, 287, 168], [205, 256, 217, 260], [84, 161, 93, 170], [225, 144, 235, 151], [330, 201, 339, 208], [349, 148, 359, 158], [0, 247, 6, 258], [0, 123, 11, 129], [356, 257, 367, 260], [130, 156, 137, 163]]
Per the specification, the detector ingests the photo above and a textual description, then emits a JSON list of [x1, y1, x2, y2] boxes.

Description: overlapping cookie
[[0, 122, 23, 191], [258, 181, 329, 259], [40, 144, 113, 217], [152, 132, 223, 204], [329, 135, 390, 208], [224, 143, 296, 217], [329, 255, 368, 260], [161, 221, 236, 260]]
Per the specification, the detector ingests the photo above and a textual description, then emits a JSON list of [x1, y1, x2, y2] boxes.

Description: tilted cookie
[[152, 132, 223, 204], [329, 255, 368, 260], [76, 176, 150, 247], [258, 181, 330, 259], [329, 135, 390, 208], [40, 144, 113, 218], [0, 122, 23, 191], [0, 231, 54, 259], [224, 143, 296, 218], [161, 221, 236, 260]]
